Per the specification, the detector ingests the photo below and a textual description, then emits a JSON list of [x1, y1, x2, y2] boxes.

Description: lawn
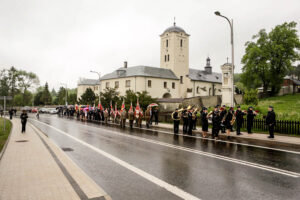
[[240, 93, 300, 121], [0, 118, 12, 153]]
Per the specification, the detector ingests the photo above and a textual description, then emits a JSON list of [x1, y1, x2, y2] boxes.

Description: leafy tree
[[244, 89, 259, 105], [68, 93, 77, 105], [18, 70, 39, 105], [79, 88, 96, 105], [241, 22, 300, 95], [41, 82, 52, 105], [54, 87, 67, 105], [136, 91, 157, 111], [34, 91, 44, 106], [100, 88, 120, 108]]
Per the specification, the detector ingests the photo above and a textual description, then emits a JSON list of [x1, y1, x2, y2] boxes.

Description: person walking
[[171, 108, 180, 134], [145, 107, 151, 128], [36, 109, 40, 119], [153, 107, 159, 125], [20, 110, 28, 133], [247, 106, 256, 134], [266, 106, 276, 139], [9, 109, 13, 120], [187, 109, 193, 135], [235, 106, 245, 135], [201, 107, 209, 138]]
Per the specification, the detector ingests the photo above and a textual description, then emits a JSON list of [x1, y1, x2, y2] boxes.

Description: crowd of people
[[172, 105, 276, 139]]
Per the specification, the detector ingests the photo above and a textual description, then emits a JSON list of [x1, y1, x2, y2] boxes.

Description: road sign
[[0, 96, 12, 100]]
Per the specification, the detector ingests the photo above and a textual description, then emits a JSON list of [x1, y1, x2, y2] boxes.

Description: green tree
[[100, 88, 120, 108], [68, 93, 77, 105], [241, 22, 300, 95], [136, 91, 157, 111], [18, 70, 39, 105], [54, 87, 67, 105], [41, 82, 52, 105], [79, 88, 96, 105], [244, 89, 259, 105]]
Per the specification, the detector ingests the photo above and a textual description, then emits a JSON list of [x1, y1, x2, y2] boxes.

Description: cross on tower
[[226, 57, 229, 63], [173, 17, 176, 26]]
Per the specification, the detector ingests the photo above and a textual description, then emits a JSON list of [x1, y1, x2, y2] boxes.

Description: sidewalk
[[154, 122, 300, 147], [0, 118, 111, 200]]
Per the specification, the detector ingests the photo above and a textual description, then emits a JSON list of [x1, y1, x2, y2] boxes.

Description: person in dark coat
[[247, 106, 256, 134], [201, 107, 209, 138], [235, 106, 246, 135], [224, 107, 234, 139], [182, 108, 188, 134], [9, 109, 13, 120], [266, 106, 276, 138], [192, 109, 198, 130], [212, 106, 221, 139], [20, 110, 28, 133], [153, 107, 159, 125], [187, 109, 193, 135], [171, 108, 180, 134], [220, 105, 227, 133]]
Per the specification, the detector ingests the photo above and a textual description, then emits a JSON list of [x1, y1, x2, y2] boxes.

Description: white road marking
[[31, 119, 300, 178], [36, 114, 300, 155], [29, 119, 201, 200]]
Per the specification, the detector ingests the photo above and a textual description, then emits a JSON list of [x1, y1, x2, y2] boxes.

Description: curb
[[0, 118, 13, 161]]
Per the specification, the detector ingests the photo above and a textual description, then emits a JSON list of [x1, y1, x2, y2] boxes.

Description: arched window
[[167, 54, 170, 61], [180, 39, 183, 47], [166, 39, 168, 47]]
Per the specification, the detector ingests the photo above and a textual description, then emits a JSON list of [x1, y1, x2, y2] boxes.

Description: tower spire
[[173, 17, 176, 26]]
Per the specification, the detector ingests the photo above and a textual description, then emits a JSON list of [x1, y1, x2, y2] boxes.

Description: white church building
[[77, 23, 222, 100]]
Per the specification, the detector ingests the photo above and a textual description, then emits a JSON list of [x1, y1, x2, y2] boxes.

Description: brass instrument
[[230, 115, 236, 125], [207, 111, 213, 117], [171, 111, 181, 121]]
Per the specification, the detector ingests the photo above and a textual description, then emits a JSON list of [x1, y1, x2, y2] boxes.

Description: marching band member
[[220, 105, 227, 133], [182, 107, 188, 134], [235, 106, 246, 135], [247, 106, 257, 134], [266, 106, 276, 139], [187, 108, 193, 135], [212, 106, 221, 139], [145, 107, 152, 128], [224, 107, 235, 139], [201, 107, 209, 138], [171, 108, 181, 134]]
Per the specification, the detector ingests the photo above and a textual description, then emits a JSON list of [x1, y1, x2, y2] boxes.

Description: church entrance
[[162, 93, 172, 98]]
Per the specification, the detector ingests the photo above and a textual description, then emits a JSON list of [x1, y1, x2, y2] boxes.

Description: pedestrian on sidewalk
[[20, 110, 28, 133], [9, 109, 13, 120], [266, 106, 276, 139], [171, 108, 180, 134], [153, 107, 159, 125], [235, 106, 246, 135]]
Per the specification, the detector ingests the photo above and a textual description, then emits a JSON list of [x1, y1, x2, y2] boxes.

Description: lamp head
[[214, 11, 221, 16]]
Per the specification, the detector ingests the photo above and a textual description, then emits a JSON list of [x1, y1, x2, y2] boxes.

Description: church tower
[[160, 22, 190, 97]]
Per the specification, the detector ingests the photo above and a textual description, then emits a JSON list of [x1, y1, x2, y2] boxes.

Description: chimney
[[124, 61, 127, 68]]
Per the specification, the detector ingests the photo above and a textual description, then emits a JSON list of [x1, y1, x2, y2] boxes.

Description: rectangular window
[[148, 80, 152, 87], [126, 80, 131, 87], [180, 39, 183, 47], [115, 81, 119, 88], [180, 76, 183, 84], [172, 82, 175, 89], [166, 39, 168, 47], [164, 82, 167, 88], [106, 82, 110, 88]]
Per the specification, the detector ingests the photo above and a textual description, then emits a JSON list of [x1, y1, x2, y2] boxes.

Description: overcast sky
[[0, 0, 299, 91]]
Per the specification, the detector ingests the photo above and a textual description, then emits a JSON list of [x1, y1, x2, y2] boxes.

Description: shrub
[[244, 89, 258, 105]]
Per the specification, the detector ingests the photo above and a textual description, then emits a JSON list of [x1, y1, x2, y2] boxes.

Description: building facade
[[77, 23, 222, 100]]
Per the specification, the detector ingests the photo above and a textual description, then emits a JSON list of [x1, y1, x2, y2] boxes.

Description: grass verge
[[0, 118, 12, 152]]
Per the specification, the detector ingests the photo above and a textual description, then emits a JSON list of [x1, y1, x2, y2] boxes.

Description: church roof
[[189, 68, 222, 83], [161, 23, 189, 36], [77, 78, 100, 85], [100, 66, 179, 80]]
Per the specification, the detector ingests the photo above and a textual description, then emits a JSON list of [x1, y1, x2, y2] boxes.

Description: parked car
[[31, 108, 38, 113], [39, 108, 48, 113], [49, 108, 58, 114]]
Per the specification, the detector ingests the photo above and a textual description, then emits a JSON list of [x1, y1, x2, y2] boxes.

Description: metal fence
[[158, 113, 300, 135]]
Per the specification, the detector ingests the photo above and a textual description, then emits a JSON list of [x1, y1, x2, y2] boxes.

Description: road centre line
[[31, 119, 300, 178], [30, 119, 201, 200]]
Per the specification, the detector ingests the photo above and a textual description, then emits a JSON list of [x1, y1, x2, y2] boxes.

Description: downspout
[[193, 81, 195, 97]]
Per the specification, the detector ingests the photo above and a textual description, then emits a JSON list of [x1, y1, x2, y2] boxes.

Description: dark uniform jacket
[[266, 111, 276, 126], [235, 110, 245, 125]]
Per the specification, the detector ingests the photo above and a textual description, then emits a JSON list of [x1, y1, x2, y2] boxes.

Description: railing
[[158, 113, 300, 135]]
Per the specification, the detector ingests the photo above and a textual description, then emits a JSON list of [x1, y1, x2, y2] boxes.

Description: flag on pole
[[121, 99, 125, 112], [129, 102, 133, 112], [114, 102, 118, 118], [110, 101, 114, 116], [135, 98, 140, 118]]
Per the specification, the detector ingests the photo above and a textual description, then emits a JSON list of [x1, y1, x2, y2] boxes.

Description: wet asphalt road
[[28, 114, 300, 200]]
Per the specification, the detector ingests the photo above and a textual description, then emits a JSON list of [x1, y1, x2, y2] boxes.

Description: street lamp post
[[90, 71, 101, 106], [60, 83, 68, 106], [215, 11, 235, 107]]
